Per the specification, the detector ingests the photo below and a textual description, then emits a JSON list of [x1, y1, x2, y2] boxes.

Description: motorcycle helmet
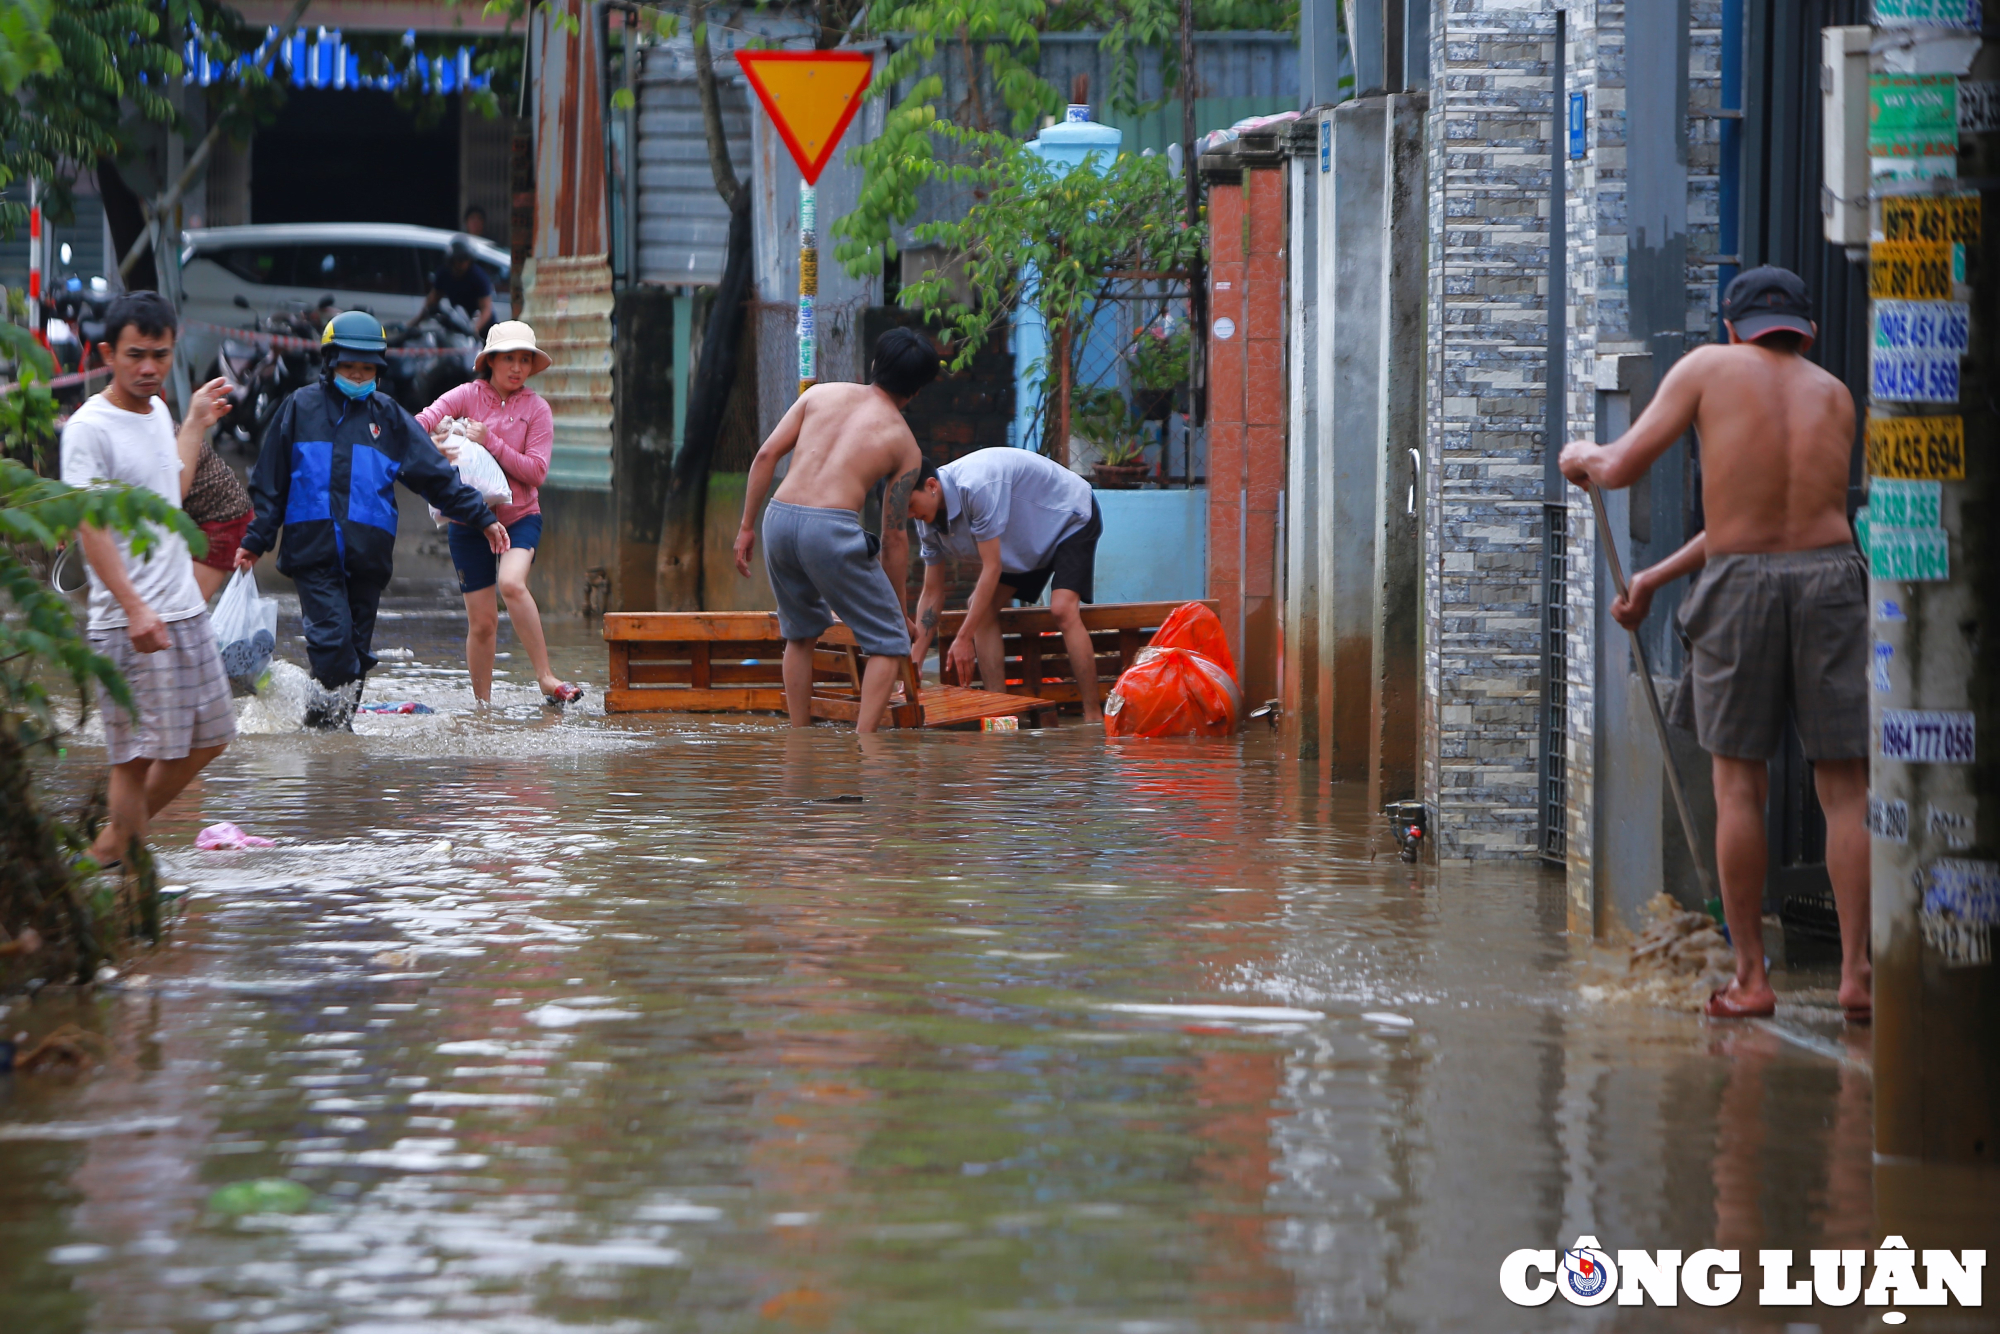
[[321, 309, 389, 368], [448, 234, 475, 263]]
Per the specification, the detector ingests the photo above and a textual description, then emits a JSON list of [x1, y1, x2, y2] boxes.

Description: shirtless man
[[733, 328, 941, 731], [1559, 266, 1870, 1024]]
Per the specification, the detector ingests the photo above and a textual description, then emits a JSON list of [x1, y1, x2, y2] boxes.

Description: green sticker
[[1870, 74, 1959, 157], [1869, 479, 1942, 528], [1869, 526, 1950, 581]]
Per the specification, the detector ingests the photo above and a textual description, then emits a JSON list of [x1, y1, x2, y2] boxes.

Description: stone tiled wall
[[1562, 1, 1719, 898], [1423, 0, 1561, 858]]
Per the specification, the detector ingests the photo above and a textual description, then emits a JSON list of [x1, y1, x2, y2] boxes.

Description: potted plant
[[1129, 319, 1190, 421], [1072, 389, 1150, 488]]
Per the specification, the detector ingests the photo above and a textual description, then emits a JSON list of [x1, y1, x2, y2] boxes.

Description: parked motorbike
[[382, 299, 480, 413], [211, 295, 331, 450], [45, 284, 110, 375]]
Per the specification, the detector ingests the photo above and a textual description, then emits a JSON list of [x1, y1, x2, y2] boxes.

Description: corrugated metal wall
[[884, 31, 1299, 248], [634, 48, 752, 287], [630, 32, 1298, 286]]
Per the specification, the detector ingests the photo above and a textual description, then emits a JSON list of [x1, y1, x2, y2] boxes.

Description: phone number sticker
[[1867, 415, 1964, 480], [1874, 300, 1969, 353], [1868, 478, 1942, 527], [1922, 859, 2000, 969], [1869, 526, 1949, 580], [1869, 794, 1910, 843], [1871, 242, 1961, 300], [1882, 194, 1982, 244], [1872, 348, 1961, 403], [1881, 709, 1976, 763]]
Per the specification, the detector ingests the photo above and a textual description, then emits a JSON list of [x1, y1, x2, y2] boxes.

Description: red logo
[[370, 424, 380, 438]]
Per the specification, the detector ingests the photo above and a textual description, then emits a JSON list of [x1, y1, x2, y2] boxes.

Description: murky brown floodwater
[[3, 609, 1883, 1332]]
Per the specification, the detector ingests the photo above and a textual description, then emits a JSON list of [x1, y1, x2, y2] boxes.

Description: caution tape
[[184, 320, 475, 359], [0, 365, 110, 394]]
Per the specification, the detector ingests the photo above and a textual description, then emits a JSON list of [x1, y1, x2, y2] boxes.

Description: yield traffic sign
[[735, 50, 873, 184]]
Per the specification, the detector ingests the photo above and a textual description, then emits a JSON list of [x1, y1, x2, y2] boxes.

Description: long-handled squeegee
[[1585, 482, 1717, 904]]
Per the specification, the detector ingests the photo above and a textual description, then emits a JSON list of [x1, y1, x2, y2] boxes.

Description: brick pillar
[[1205, 153, 1288, 707]]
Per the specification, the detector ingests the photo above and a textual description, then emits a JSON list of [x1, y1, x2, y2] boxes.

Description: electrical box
[[1822, 26, 1872, 245]]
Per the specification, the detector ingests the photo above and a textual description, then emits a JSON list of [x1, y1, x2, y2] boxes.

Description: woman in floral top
[[416, 321, 583, 707]]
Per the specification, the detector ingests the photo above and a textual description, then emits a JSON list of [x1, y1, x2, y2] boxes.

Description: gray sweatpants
[[762, 499, 912, 658]]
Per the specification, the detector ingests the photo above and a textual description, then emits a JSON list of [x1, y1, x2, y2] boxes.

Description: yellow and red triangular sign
[[735, 50, 873, 185]]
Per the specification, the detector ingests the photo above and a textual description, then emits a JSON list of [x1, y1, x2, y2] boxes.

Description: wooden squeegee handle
[[1585, 483, 1718, 904]]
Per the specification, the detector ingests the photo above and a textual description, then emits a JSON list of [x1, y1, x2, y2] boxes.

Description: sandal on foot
[[543, 682, 585, 708], [1843, 1003, 1873, 1026], [1704, 986, 1776, 1020]]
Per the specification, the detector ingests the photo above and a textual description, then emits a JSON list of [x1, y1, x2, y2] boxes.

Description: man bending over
[[906, 447, 1106, 723], [733, 328, 941, 732], [1560, 266, 1870, 1023]]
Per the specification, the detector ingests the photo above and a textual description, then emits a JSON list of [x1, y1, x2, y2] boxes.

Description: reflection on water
[[1, 615, 1885, 1331]]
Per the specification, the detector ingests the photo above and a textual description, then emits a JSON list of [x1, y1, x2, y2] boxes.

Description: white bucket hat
[[477, 320, 552, 377]]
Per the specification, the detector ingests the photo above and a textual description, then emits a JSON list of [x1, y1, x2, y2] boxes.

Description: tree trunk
[[655, 189, 752, 609], [655, 1, 750, 609], [95, 160, 156, 292]]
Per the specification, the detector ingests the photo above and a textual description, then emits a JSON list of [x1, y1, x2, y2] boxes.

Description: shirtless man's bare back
[[733, 328, 941, 732], [1560, 266, 1871, 1023]]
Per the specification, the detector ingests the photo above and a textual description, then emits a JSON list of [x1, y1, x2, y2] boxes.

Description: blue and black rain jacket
[[242, 380, 496, 581]]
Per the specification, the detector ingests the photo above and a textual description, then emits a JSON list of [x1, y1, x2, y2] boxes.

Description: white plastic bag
[[212, 569, 279, 688], [436, 416, 512, 504]]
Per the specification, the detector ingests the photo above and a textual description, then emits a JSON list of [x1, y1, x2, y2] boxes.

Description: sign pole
[[798, 182, 816, 393], [733, 50, 872, 394]]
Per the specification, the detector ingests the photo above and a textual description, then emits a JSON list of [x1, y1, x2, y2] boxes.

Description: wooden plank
[[604, 612, 784, 642], [608, 639, 630, 692], [690, 642, 710, 689], [1117, 627, 1144, 672], [930, 600, 1211, 640], [628, 660, 793, 686], [606, 686, 788, 713]]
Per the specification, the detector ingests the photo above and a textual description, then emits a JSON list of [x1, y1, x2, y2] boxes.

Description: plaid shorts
[[90, 608, 238, 765], [1672, 545, 1868, 762]]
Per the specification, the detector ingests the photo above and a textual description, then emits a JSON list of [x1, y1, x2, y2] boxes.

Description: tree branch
[[690, 0, 741, 206], [119, 0, 315, 281]]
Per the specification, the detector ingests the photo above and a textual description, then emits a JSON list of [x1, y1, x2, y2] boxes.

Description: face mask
[[334, 375, 376, 401]]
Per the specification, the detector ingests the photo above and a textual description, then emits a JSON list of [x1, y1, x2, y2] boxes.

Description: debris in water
[[357, 701, 434, 714], [196, 822, 277, 851], [1578, 894, 1737, 1011], [16, 1024, 111, 1073], [207, 1178, 313, 1217]]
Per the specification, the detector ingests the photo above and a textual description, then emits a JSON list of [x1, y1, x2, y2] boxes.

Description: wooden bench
[[935, 600, 1217, 708], [601, 611, 1056, 729]]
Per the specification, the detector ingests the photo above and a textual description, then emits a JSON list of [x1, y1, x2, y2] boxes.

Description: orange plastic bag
[[1146, 601, 1237, 682], [1103, 646, 1243, 738]]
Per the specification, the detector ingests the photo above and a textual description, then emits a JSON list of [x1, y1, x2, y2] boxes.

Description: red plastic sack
[[1147, 602, 1236, 682], [1103, 646, 1242, 738]]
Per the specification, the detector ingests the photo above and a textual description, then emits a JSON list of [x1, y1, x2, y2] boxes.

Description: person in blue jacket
[[237, 310, 509, 728]]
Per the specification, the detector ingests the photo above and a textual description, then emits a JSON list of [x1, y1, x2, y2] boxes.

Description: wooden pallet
[[602, 611, 1055, 729], [933, 599, 1218, 707]]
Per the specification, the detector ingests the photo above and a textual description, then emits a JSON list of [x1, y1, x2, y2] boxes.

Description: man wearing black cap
[[1558, 266, 1871, 1025]]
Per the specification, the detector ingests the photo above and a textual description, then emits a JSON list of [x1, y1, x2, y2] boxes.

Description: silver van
[[177, 223, 512, 377]]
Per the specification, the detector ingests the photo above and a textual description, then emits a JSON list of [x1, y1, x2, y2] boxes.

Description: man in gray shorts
[[1561, 267, 1871, 1023], [733, 328, 941, 731]]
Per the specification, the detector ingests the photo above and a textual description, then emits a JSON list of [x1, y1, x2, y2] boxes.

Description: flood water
[[3, 610, 1882, 1332]]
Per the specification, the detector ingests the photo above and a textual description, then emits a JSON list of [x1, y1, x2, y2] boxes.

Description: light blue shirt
[[916, 448, 1094, 574]]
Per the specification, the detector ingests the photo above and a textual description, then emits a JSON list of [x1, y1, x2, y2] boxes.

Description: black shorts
[[999, 497, 1100, 605]]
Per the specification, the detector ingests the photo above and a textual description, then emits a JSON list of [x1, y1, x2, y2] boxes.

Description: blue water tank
[[1025, 106, 1123, 172]]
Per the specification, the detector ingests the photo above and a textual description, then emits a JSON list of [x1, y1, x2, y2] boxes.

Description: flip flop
[[1843, 1004, 1873, 1026], [543, 682, 585, 708], [1704, 986, 1776, 1020]]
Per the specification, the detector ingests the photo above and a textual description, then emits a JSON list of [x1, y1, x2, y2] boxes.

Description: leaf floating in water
[[207, 1178, 313, 1217], [814, 795, 864, 804]]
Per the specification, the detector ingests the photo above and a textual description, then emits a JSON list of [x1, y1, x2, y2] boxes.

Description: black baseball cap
[[1722, 266, 1815, 343]]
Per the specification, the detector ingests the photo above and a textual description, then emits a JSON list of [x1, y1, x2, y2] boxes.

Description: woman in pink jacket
[[417, 321, 584, 707]]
